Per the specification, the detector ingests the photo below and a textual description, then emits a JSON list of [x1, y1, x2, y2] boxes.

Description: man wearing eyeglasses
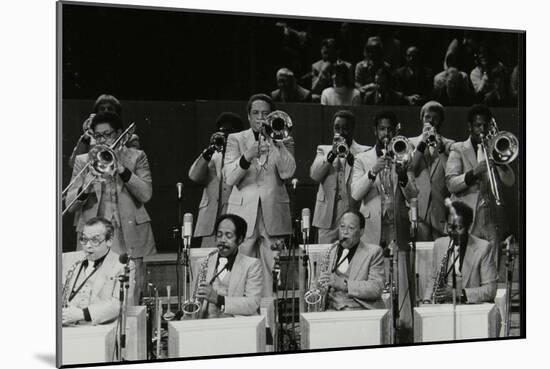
[[194, 214, 263, 318], [422, 201, 497, 304], [66, 111, 155, 305], [62, 217, 134, 325], [318, 210, 385, 311]]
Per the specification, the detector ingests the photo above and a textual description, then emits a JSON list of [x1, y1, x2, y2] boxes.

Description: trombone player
[[65, 111, 156, 305], [445, 104, 516, 268]]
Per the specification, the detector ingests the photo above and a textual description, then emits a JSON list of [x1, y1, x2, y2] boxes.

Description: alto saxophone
[[183, 249, 218, 319], [61, 259, 83, 308], [431, 238, 454, 304], [304, 242, 339, 312]]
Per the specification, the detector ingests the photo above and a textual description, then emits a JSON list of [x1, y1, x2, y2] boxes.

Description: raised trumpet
[[210, 131, 226, 152], [333, 134, 349, 158], [388, 135, 413, 166], [423, 126, 438, 147], [62, 122, 137, 215]]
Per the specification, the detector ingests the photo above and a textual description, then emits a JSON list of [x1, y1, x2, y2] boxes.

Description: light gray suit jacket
[[409, 134, 455, 235], [310, 141, 370, 229], [326, 241, 386, 309], [351, 147, 418, 245], [66, 148, 156, 258], [196, 252, 263, 316], [423, 235, 498, 303], [223, 129, 296, 237], [188, 152, 232, 237], [62, 250, 134, 324], [445, 137, 515, 224]]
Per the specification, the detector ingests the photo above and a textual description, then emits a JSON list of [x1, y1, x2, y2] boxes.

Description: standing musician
[[422, 201, 497, 304], [318, 210, 386, 310], [310, 110, 370, 243], [62, 217, 135, 325], [445, 104, 515, 266], [65, 111, 155, 305], [223, 94, 296, 297], [408, 101, 455, 240], [195, 214, 263, 317], [188, 112, 244, 248], [350, 110, 418, 342]]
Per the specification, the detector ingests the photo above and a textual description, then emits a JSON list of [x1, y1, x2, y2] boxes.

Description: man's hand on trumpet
[[243, 140, 270, 162]]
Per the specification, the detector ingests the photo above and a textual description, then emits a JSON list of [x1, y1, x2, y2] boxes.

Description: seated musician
[[62, 217, 134, 325], [422, 201, 498, 304], [196, 214, 263, 317], [318, 210, 386, 310]]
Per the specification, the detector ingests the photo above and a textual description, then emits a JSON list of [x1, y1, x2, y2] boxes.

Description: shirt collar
[[82, 249, 110, 269], [220, 251, 238, 271], [337, 242, 358, 263]]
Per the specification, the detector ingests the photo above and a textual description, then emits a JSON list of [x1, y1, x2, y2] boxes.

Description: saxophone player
[[422, 201, 498, 304], [195, 214, 263, 317], [318, 210, 386, 310]]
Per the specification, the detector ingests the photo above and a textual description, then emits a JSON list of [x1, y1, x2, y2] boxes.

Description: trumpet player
[[310, 110, 370, 243], [62, 217, 135, 325], [188, 112, 244, 248], [445, 104, 515, 266], [318, 211, 385, 310], [65, 111, 156, 305], [195, 214, 263, 317], [223, 94, 296, 297], [408, 101, 455, 240], [422, 201, 497, 304]]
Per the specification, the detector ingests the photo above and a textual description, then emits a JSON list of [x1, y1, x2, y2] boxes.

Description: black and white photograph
[[55, 0, 526, 367]]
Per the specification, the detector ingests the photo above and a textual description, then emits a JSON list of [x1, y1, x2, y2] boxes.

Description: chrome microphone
[[182, 213, 193, 248], [291, 178, 298, 191], [410, 197, 418, 232], [176, 182, 183, 200], [301, 208, 311, 241]]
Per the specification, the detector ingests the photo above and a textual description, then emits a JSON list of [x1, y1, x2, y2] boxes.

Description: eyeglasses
[[93, 130, 116, 141], [79, 236, 108, 247]]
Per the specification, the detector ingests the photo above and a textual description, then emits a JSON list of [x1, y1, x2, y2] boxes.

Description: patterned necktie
[[337, 249, 349, 274], [217, 258, 228, 281]]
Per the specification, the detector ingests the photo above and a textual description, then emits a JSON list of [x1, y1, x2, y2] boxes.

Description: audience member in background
[[470, 45, 507, 102], [189, 112, 244, 248], [444, 30, 479, 73], [394, 46, 434, 106], [378, 28, 403, 69], [510, 65, 519, 104], [363, 67, 407, 106], [483, 64, 512, 107], [311, 38, 353, 101], [432, 66, 473, 106], [321, 63, 362, 106], [355, 36, 392, 96], [271, 68, 312, 103], [69, 94, 140, 168]]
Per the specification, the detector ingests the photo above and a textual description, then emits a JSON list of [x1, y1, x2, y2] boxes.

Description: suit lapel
[[461, 235, 478, 287], [430, 155, 441, 179], [228, 254, 245, 297], [463, 138, 478, 170], [90, 251, 117, 302], [348, 243, 367, 280]]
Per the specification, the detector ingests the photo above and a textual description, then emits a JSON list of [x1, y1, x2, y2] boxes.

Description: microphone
[[301, 208, 311, 240], [410, 197, 418, 232], [182, 213, 193, 247], [176, 182, 183, 200], [291, 178, 298, 191]]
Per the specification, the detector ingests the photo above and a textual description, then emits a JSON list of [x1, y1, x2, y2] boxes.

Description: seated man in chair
[[195, 214, 263, 318], [422, 200, 498, 304], [62, 217, 134, 325], [318, 210, 386, 310]]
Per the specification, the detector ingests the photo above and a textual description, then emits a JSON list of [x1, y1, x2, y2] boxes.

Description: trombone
[[62, 122, 137, 215]]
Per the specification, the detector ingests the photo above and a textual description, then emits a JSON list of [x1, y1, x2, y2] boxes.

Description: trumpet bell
[[333, 134, 349, 158], [489, 131, 519, 165], [89, 144, 117, 176], [389, 135, 412, 164]]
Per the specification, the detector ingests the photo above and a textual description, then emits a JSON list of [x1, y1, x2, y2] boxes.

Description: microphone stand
[[174, 188, 184, 320], [503, 237, 516, 337], [271, 247, 281, 351], [443, 240, 461, 341], [286, 181, 299, 350], [116, 262, 131, 361]]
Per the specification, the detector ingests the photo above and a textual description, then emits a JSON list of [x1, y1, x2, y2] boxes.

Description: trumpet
[[62, 122, 137, 215], [388, 135, 413, 166], [210, 131, 226, 152], [423, 126, 438, 147], [479, 118, 519, 205], [333, 134, 349, 158]]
